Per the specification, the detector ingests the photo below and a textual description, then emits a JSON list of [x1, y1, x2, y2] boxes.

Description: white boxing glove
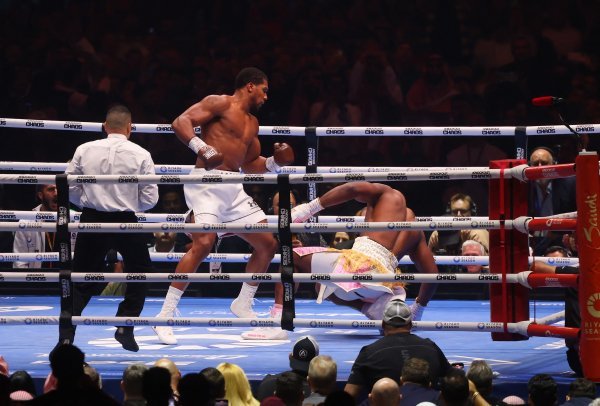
[[409, 300, 426, 321], [291, 198, 324, 223]]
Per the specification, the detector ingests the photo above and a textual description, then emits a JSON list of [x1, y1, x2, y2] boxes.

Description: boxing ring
[[1, 119, 599, 399]]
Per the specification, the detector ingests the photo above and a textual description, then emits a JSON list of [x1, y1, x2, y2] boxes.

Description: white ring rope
[[0, 252, 580, 267], [0, 314, 560, 336], [535, 311, 566, 325], [0, 217, 576, 234], [0, 170, 502, 185], [0, 271, 525, 284], [2, 117, 599, 136], [0, 161, 494, 175], [0, 210, 492, 223]]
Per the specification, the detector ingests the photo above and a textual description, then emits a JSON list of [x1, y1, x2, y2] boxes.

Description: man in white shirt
[[13, 184, 58, 268], [60, 104, 158, 352]]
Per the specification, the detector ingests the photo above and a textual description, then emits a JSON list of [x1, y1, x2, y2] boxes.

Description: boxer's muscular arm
[[319, 182, 388, 208], [409, 232, 439, 306], [171, 95, 228, 145], [292, 182, 390, 223]]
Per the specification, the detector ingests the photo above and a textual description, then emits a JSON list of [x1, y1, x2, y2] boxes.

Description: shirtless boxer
[[153, 67, 294, 345], [242, 182, 439, 339]]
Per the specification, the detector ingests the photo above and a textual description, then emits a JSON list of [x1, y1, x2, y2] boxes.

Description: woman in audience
[[217, 362, 260, 406]]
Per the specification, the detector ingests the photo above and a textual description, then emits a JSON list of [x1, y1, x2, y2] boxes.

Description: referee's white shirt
[[66, 133, 158, 212]]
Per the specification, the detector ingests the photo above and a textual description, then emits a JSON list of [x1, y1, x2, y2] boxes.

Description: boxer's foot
[[241, 327, 289, 340], [152, 325, 178, 345], [230, 296, 257, 318], [361, 293, 393, 321]]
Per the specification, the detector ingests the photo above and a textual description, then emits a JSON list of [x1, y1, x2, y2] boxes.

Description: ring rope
[[1, 117, 598, 136], [0, 217, 576, 234], [0, 252, 580, 267], [0, 163, 577, 185], [0, 209, 492, 223], [0, 161, 493, 175], [0, 271, 578, 289], [0, 315, 577, 340], [0, 210, 577, 223]]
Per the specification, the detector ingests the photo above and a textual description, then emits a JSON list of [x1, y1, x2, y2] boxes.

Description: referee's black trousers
[[59, 208, 153, 341]]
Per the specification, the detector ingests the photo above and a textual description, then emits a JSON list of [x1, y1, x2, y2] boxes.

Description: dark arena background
[[2, 0, 600, 404]]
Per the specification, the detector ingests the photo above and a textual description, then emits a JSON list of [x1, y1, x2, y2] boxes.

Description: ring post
[[489, 159, 530, 340], [575, 151, 600, 380], [277, 174, 295, 331], [55, 174, 74, 337], [303, 126, 323, 247]]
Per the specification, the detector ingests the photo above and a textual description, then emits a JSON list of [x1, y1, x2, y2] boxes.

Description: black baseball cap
[[289, 336, 319, 373]]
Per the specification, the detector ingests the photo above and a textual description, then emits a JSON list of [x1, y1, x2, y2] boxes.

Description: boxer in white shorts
[[184, 168, 266, 229], [153, 67, 295, 345], [242, 182, 440, 340]]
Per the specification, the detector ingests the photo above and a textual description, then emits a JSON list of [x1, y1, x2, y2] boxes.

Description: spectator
[[83, 363, 102, 390], [275, 371, 305, 406], [560, 378, 596, 406], [332, 232, 350, 247], [142, 366, 173, 406], [466, 360, 498, 405], [399, 358, 440, 406], [177, 373, 211, 406], [0, 374, 9, 406], [200, 367, 226, 405], [8, 370, 36, 399], [151, 187, 187, 253], [121, 364, 148, 406], [12, 184, 59, 269], [368, 378, 400, 406], [0, 357, 8, 377], [531, 236, 581, 376], [406, 53, 458, 125], [527, 146, 576, 255], [527, 374, 558, 406], [303, 355, 337, 406], [439, 368, 470, 406], [461, 240, 487, 273], [261, 397, 286, 406], [216, 362, 259, 406], [153, 358, 181, 402], [428, 193, 489, 271], [31, 344, 119, 405], [323, 390, 355, 406], [256, 336, 319, 401], [344, 297, 450, 400]]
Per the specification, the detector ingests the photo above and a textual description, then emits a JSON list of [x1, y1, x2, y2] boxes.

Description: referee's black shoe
[[115, 327, 139, 352]]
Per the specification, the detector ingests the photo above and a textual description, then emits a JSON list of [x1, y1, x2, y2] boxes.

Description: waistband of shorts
[[352, 237, 398, 272]]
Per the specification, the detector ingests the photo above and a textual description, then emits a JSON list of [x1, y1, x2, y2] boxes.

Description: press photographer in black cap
[[344, 296, 451, 400]]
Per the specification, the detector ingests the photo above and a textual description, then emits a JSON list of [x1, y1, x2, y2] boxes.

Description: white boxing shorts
[[184, 168, 267, 235], [294, 237, 405, 303]]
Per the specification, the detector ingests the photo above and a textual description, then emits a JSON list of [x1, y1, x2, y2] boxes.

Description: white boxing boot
[[230, 283, 258, 318], [241, 304, 289, 340], [152, 286, 182, 345]]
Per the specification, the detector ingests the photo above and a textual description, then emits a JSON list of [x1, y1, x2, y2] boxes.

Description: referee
[[60, 104, 158, 352]]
